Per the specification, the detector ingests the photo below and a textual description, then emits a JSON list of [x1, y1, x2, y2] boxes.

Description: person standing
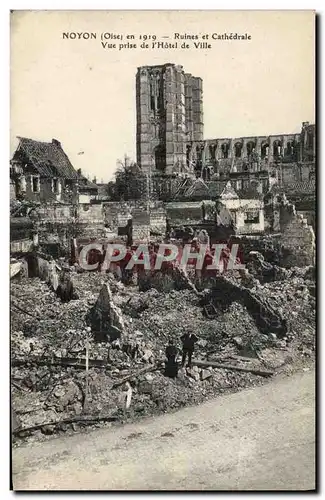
[[180, 332, 199, 368], [165, 339, 178, 378]]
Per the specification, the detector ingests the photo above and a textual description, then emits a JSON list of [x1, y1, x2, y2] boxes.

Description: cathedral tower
[[136, 63, 203, 176]]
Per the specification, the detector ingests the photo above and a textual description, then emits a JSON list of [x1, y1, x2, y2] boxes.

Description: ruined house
[[10, 137, 79, 203], [216, 182, 264, 234]]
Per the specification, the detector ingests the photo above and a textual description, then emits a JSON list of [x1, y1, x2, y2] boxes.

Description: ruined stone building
[[10, 137, 98, 204], [10, 138, 79, 203], [136, 63, 315, 200], [136, 63, 203, 176]]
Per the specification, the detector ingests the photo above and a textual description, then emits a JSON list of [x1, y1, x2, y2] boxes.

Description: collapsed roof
[[12, 137, 78, 180]]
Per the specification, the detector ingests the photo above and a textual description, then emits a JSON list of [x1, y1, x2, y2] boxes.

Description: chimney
[[52, 138, 61, 147]]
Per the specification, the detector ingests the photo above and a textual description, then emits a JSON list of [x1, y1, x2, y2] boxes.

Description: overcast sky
[[11, 10, 315, 181]]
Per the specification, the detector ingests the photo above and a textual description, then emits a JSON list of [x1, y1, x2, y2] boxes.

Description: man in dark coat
[[181, 332, 199, 368]]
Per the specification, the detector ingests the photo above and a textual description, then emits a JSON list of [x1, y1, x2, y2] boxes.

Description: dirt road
[[12, 368, 316, 491]]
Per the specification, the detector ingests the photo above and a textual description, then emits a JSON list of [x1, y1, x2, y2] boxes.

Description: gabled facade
[[218, 181, 265, 234], [10, 137, 79, 203]]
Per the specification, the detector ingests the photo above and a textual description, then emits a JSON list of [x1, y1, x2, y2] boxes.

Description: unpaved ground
[[12, 367, 316, 491]]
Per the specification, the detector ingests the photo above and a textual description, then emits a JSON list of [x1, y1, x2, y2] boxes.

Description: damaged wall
[[103, 201, 166, 238], [77, 203, 104, 238], [10, 239, 34, 254], [14, 176, 77, 204], [280, 198, 315, 267], [220, 198, 264, 234], [132, 209, 151, 242], [166, 201, 203, 226], [297, 210, 315, 228], [280, 162, 314, 187], [103, 202, 132, 229], [10, 180, 16, 200], [12, 201, 167, 259], [34, 203, 105, 250], [148, 207, 166, 236], [36, 253, 52, 282], [78, 203, 103, 224]]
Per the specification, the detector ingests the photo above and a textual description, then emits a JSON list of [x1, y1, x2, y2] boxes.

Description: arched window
[[209, 144, 217, 161], [235, 142, 242, 158], [285, 141, 294, 157], [150, 75, 156, 111], [261, 143, 269, 159], [246, 141, 256, 156], [154, 145, 165, 171], [221, 143, 229, 159], [273, 140, 282, 158]]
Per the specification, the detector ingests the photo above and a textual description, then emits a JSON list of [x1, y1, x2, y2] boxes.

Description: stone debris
[[86, 282, 125, 342], [200, 369, 213, 381], [11, 263, 315, 441], [124, 382, 133, 409], [233, 337, 243, 347]]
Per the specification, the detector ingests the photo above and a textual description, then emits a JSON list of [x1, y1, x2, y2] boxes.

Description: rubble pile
[[245, 251, 290, 282], [255, 278, 315, 353], [11, 266, 315, 441]]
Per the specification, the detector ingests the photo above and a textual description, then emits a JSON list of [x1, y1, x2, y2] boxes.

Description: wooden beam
[[111, 363, 162, 388], [192, 359, 274, 377]]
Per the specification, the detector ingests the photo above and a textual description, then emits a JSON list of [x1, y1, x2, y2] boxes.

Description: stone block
[[138, 380, 153, 395], [200, 369, 212, 381]]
